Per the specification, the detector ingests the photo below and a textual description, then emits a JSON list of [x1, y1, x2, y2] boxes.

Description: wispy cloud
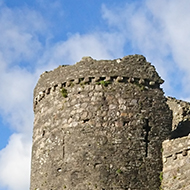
[[1, 0, 190, 189], [0, 3, 126, 190], [38, 32, 125, 68], [0, 3, 48, 66], [0, 134, 31, 190], [102, 0, 190, 99], [0, 67, 35, 133], [147, 0, 190, 98], [0, 4, 47, 190]]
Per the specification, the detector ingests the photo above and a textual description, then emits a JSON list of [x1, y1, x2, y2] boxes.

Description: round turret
[[31, 55, 172, 190]]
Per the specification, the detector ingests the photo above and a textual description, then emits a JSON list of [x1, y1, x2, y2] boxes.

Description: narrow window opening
[[143, 119, 151, 157]]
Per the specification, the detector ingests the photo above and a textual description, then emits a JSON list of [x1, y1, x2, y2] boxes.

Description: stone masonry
[[162, 97, 190, 190], [31, 55, 190, 190]]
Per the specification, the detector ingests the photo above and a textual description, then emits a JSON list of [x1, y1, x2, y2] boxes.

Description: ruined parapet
[[30, 55, 172, 190], [167, 97, 190, 131], [162, 136, 190, 190], [161, 98, 190, 190]]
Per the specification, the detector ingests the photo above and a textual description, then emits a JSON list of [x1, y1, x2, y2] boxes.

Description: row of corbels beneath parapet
[[34, 75, 160, 109], [163, 148, 190, 163]]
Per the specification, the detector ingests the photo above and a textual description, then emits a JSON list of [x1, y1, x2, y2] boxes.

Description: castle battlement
[[162, 136, 190, 190], [31, 55, 190, 190], [34, 75, 161, 110]]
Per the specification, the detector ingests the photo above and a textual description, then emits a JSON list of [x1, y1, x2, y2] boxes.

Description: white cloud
[[102, 0, 190, 99], [38, 32, 125, 70], [0, 3, 48, 65], [0, 134, 31, 190], [1, 0, 190, 189], [0, 68, 35, 133], [0, 4, 46, 190], [0, 3, 126, 189], [0, 62, 36, 190], [146, 0, 190, 98], [0, 62, 38, 190], [0, 2, 49, 133]]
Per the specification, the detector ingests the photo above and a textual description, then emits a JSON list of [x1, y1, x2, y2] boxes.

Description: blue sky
[[0, 0, 190, 189]]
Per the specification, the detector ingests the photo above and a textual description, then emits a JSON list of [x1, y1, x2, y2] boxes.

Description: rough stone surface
[[162, 136, 190, 190], [166, 97, 190, 131], [31, 55, 173, 190], [161, 97, 190, 190]]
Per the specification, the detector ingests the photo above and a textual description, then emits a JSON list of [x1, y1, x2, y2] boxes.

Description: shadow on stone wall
[[170, 120, 190, 139]]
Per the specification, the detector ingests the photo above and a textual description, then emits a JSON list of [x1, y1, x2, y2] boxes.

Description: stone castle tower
[[31, 55, 189, 190]]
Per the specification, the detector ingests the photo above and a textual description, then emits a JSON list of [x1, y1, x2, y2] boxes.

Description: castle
[[31, 55, 190, 190]]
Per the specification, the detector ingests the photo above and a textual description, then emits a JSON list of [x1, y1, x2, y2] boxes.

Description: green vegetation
[[79, 78, 90, 87], [159, 172, 164, 190], [70, 82, 74, 87], [159, 172, 163, 182], [61, 88, 68, 98], [116, 169, 123, 174], [140, 85, 146, 91], [96, 80, 111, 87]]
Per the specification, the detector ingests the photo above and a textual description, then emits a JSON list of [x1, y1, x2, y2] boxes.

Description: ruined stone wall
[[30, 55, 172, 190], [166, 97, 190, 131], [161, 98, 190, 190], [162, 136, 190, 190]]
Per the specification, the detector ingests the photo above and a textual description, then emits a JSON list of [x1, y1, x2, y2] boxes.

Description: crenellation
[[162, 134, 190, 189], [167, 96, 190, 130], [163, 135, 190, 159], [34, 75, 161, 110], [31, 54, 190, 190]]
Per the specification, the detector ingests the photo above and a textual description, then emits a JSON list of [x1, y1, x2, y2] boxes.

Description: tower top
[[34, 54, 163, 97]]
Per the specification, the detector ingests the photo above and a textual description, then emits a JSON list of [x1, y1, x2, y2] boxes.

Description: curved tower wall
[[30, 55, 172, 190]]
